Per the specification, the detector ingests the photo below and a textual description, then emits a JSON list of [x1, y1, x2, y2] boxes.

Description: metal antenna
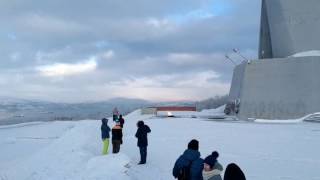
[[233, 48, 249, 62], [225, 54, 237, 66]]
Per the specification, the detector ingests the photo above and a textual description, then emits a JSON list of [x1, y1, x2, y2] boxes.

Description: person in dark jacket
[[112, 107, 119, 122], [202, 151, 223, 180], [172, 139, 204, 180], [135, 121, 151, 164], [118, 114, 125, 128], [101, 118, 111, 155], [111, 122, 123, 153], [223, 163, 246, 180]]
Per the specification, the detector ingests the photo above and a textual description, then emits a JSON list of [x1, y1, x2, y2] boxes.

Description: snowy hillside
[[1, 109, 320, 180], [0, 98, 150, 125]]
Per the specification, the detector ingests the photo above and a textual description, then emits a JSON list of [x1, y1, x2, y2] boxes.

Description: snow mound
[[125, 109, 143, 119], [1, 120, 132, 180], [83, 153, 130, 180], [197, 105, 227, 119], [254, 112, 320, 123], [254, 119, 303, 124], [200, 105, 225, 114], [290, 50, 320, 57], [125, 109, 154, 121]]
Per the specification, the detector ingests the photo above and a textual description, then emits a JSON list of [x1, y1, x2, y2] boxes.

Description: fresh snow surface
[[197, 105, 226, 119], [290, 50, 320, 57], [254, 112, 320, 123], [254, 119, 303, 123], [1, 109, 320, 180]]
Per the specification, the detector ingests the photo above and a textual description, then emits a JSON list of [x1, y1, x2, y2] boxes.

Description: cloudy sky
[[0, 0, 261, 103]]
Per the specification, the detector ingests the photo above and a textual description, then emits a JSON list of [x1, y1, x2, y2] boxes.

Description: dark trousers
[[112, 140, 121, 153], [139, 146, 147, 163]]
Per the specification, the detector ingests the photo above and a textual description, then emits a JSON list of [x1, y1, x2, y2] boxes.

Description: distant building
[[227, 0, 320, 120], [259, 0, 320, 59], [141, 106, 196, 117], [141, 107, 157, 115]]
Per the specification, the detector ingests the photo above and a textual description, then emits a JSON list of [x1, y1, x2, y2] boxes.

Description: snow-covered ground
[[1, 109, 320, 180], [290, 50, 320, 57]]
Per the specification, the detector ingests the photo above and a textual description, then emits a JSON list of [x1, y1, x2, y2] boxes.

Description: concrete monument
[[227, 0, 320, 120]]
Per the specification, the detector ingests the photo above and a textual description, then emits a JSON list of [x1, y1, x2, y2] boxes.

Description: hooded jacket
[[135, 123, 151, 147], [101, 121, 110, 139], [172, 149, 204, 180]]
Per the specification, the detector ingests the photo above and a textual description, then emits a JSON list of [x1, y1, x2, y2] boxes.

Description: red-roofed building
[[156, 106, 196, 112], [141, 106, 197, 117]]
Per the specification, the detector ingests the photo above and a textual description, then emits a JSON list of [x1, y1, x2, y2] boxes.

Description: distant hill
[[0, 96, 229, 125], [195, 95, 228, 111], [0, 97, 150, 125]]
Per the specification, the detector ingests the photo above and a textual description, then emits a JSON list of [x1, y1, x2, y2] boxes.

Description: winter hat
[[188, 139, 199, 151], [204, 155, 217, 168], [137, 121, 144, 127], [224, 163, 246, 180], [211, 151, 219, 159], [102, 118, 108, 124]]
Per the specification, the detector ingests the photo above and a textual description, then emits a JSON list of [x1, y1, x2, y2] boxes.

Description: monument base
[[228, 56, 320, 120]]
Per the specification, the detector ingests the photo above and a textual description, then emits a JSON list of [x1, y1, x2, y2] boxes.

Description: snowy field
[[1, 110, 320, 180]]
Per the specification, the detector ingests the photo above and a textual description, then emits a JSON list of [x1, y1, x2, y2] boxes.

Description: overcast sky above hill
[[0, 0, 261, 103]]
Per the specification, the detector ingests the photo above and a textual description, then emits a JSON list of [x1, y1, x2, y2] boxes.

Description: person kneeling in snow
[[172, 139, 204, 180], [112, 122, 123, 153], [101, 118, 111, 155], [135, 121, 151, 164], [202, 151, 223, 180]]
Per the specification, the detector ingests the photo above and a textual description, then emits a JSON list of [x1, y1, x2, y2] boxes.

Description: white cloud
[[101, 50, 115, 59], [146, 18, 170, 28], [168, 9, 215, 24], [186, 9, 215, 19], [145, 17, 177, 34], [167, 53, 199, 65], [37, 58, 97, 77], [104, 71, 228, 101], [175, 71, 221, 87], [167, 52, 227, 66]]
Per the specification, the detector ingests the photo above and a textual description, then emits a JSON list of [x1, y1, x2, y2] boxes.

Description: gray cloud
[[0, 0, 261, 102]]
